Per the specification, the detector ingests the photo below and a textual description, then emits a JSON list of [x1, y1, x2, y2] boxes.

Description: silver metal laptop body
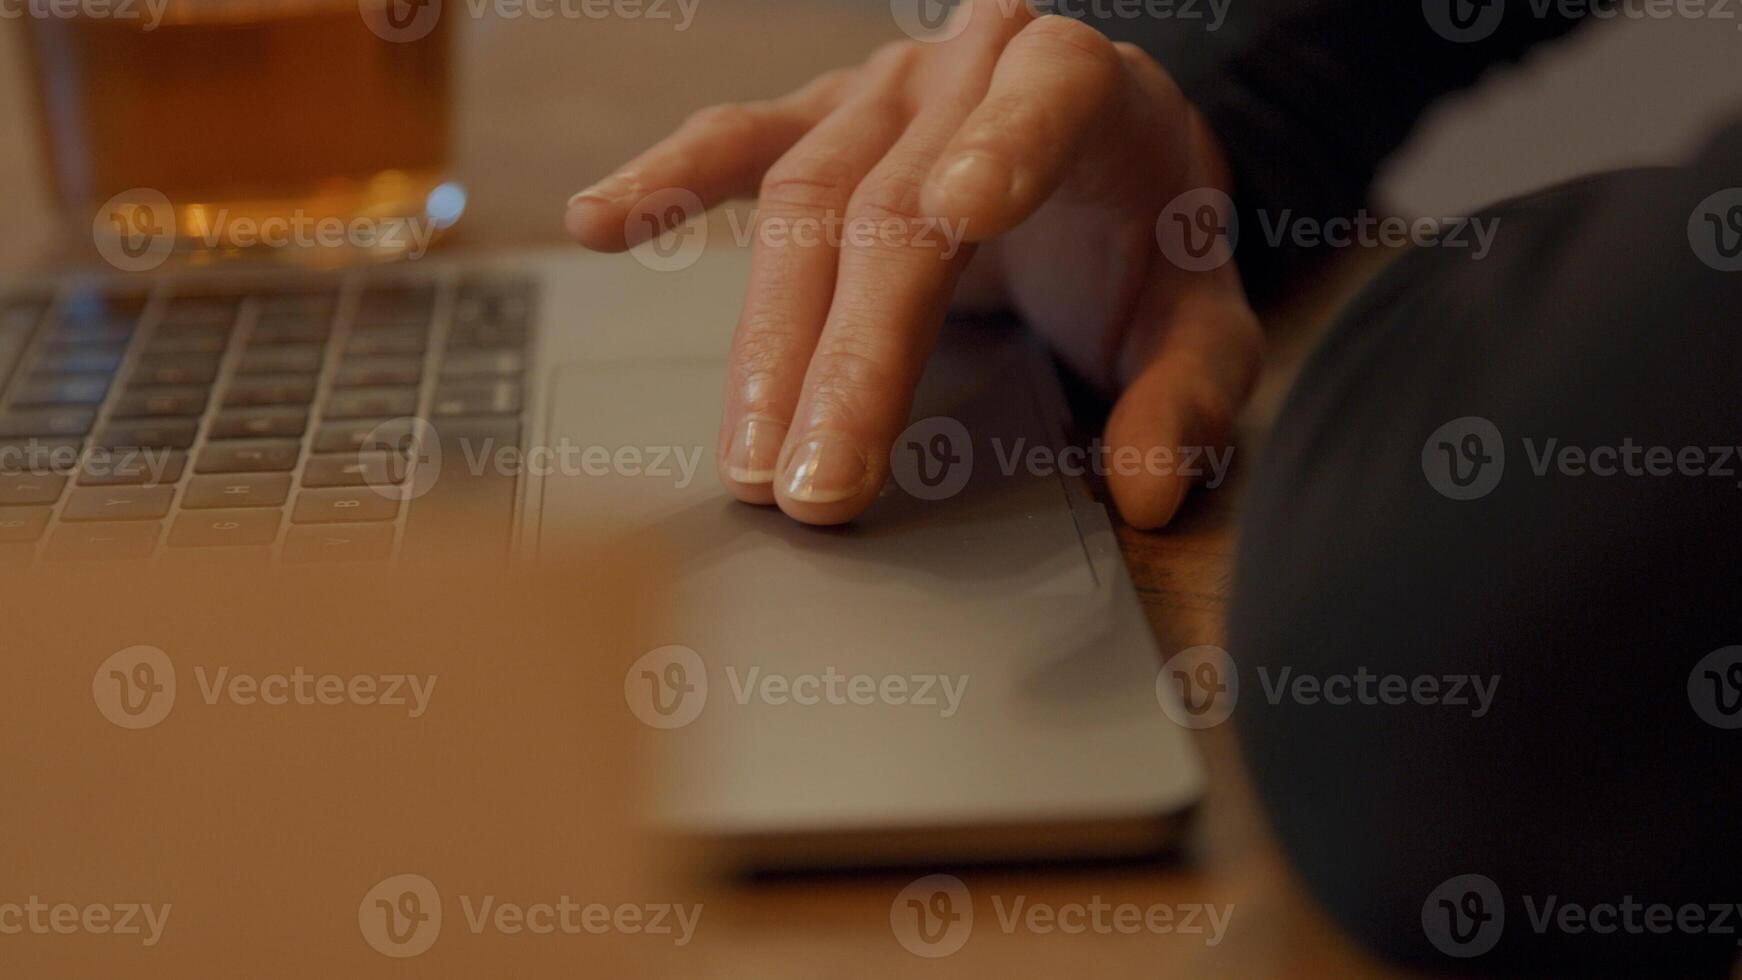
[[0, 239, 1203, 867]]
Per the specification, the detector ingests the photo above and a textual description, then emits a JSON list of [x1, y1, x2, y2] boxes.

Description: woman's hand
[[565, 0, 1261, 528]]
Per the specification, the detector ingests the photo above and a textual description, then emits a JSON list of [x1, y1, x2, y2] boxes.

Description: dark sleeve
[[1145, 1, 1597, 301], [1227, 118, 1742, 975]]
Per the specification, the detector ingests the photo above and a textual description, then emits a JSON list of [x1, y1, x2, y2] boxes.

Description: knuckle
[[728, 321, 806, 402], [864, 40, 922, 79], [961, 96, 1044, 154], [758, 156, 859, 213], [1022, 15, 1120, 77], [806, 346, 900, 421], [1111, 40, 1183, 105], [1111, 40, 1149, 66], [682, 102, 760, 142], [1190, 385, 1235, 445], [846, 169, 928, 227], [959, 0, 1034, 46], [803, 66, 859, 100]]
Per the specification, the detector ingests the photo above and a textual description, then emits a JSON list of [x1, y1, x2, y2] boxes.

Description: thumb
[[1102, 287, 1261, 529]]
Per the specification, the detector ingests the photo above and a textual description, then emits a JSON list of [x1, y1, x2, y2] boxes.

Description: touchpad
[[537, 328, 1100, 604]]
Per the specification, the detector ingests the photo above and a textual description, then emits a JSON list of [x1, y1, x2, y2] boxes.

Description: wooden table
[[0, 7, 1407, 975]]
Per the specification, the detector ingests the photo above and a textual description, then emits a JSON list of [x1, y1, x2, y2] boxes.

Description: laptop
[[0, 240, 1204, 869]]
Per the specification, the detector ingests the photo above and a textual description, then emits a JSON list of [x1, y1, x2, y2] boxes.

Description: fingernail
[[724, 416, 787, 485], [930, 152, 1014, 206], [567, 175, 637, 208], [780, 434, 868, 504]]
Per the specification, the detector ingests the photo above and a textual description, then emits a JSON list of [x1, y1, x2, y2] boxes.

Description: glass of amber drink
[[24, 0, 460, 267]]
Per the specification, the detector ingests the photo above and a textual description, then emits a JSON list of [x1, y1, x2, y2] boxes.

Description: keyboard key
[[155, 545, 273, 566], [292, 488, 400, 523], [334, 355, 421, 387], [44, 521, 159, 560], [224, 376, 315, 407], [61, 287, 148, 325], [162, 291, 241, 325], [95, 420, 199, 450], [78, 449, 186, 486], [182, 473, 291, 509], [209, 409, 307, 440], [0, 339, 28, 382], [0, 473, 67, 505], [167, 508, 281, 547], [313, 418, 415, 455], [453, 282, 533, 327], [251, 313, 331, 344], [131, 354, 220, 385], [0, 409, 96, 437], [303, 452, 404, 488], [196, 440, 300, 474], [448, 322, 528, 349], [254, 287, 338, 314], [0, 438, 82, 474], [403, 418, 519, 558], [323, 387, 417, 419], [431, 382, 520, 418], [112, 387, 208, 418], [62, 485, 174, 522], [440, 350, 524, 378], [153, 317, 233, 335], [48, 321, 132, 346], [355, 283, 436, 325], [2, 295, 50, 334], [10, 376, 110, 407], [282, 523, 395, 563], [34, 346, 123, 374], [345, 328, 427, 355], [144, 330, 229, 355], [238, 345, 324, 375], [0, 505, 50, 542]]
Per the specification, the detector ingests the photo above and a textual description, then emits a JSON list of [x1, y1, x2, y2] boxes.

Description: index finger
[[563, 69, 854, 251]]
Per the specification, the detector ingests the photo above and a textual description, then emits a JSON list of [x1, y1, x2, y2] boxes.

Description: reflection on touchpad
[[537, 329, 1099, 601]]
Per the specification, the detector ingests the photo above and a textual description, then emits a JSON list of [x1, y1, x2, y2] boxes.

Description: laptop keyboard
[[0, 273, 533, 563]]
